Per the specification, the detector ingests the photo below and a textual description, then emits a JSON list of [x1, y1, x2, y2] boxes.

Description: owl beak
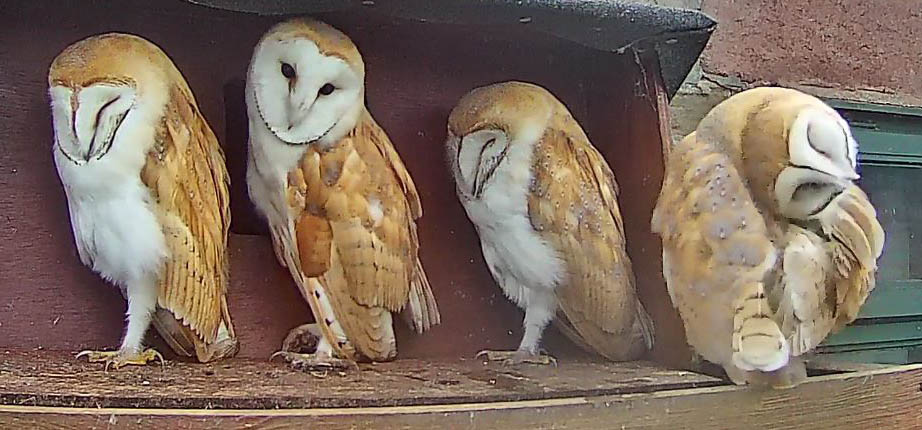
[[829, 163, 859, 182], [69, 86, 133, 162], [288, 95, 315, 131], [844, 167, 860, 181]]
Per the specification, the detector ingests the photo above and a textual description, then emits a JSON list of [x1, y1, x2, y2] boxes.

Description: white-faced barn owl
[[445, 81, 654, 365], [652, 87, 885, 388], [49, 34, 238, 369], [245, 18, 440, 370]]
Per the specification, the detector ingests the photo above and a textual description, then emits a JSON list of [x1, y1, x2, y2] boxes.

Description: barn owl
[[445, 81, 654, 365], [49, 33, 238, 369], [245, 18, 440, 370], [652, 87, 885, 388]]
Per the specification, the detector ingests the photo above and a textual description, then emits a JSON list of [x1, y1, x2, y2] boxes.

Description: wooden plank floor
[[0, 349, 722, 409], [2, 364, 921, 429]]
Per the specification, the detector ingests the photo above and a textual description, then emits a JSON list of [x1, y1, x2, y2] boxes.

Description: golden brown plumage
[[447, 81, 653, 364], [287, 111, 434, 361], [50, 33, 237, 368], [652, 87, 884, 388], [246, 18, 438, 368], [141, 84, 237, 362]]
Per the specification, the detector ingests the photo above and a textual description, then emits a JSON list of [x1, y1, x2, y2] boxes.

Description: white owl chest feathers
[[461, 159, 564, 306], [57, 157, 167, 288]]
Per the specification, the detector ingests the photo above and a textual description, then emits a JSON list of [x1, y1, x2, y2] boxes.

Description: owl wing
[[826, 185, 884, 327], [528, 127, 652, 361], [651, 132, 787, 373], [282, 113, 437, 360], [140, 84, 236, 362], [363, 114, 423, 219], [355, 114, 438, 332], [774, 184, 884, 357], [776, 225, 835, 356]]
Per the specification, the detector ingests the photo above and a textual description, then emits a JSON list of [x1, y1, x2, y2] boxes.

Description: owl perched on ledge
[[49, 33, 238, 369], [652, 87, 884, 388], [245, 18, 440, 370], [445, 81, 654, 365]]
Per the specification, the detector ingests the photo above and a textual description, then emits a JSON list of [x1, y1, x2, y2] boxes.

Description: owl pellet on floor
[[245, 18, 440, 370], [652, 87, 885, 388], [49, 33, 238, 369], [445, 81, 654, 365]]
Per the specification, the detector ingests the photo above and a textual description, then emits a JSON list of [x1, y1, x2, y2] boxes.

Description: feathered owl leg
[[477, 291, 557, 366], [77, 277, 164, 370], [271, 324, 357, 372]]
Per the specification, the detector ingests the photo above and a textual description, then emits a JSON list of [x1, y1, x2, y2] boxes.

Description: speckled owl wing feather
[[652, 131, 786, 371], [285, 111, 438, 360], [139, 84, 235, 361], [528, 125, 652, 360]]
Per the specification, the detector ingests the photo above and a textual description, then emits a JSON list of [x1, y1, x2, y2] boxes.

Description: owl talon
[[281, 323, 322, 353], [270, 351, 357, 372], [476, 349, 557, 366], [76, 348, 165, 370]]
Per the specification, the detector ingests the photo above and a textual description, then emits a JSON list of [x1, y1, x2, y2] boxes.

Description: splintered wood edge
[[3, 366, 922, 430]]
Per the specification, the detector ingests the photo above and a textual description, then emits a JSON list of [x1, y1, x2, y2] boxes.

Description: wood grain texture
[[0, 0, 678, 361], [0, 350, 721, 409], [1, 353, 920, 429]]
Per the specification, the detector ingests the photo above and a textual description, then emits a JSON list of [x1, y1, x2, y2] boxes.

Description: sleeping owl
[[446, 81, 654, 364], [50, 33, 238, 368]]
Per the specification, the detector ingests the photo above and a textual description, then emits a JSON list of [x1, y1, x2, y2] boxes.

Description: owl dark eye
[[280, 62, 296, 79], [318, 83, 335, 96]]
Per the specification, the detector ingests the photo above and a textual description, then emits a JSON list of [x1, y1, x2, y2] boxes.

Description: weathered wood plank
[[1, 364, 920, 429], [805, 356, 895, 373], [0, 350, 721, 409]]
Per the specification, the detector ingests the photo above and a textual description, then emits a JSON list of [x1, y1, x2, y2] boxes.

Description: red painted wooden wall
[[0, 0, 688, 366]]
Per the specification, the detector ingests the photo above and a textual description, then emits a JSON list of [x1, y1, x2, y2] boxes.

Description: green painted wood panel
[[817, 103, 922, 365], [821, 348, 911, 365], [857, 281, 922, 319], [823, 321, 922, 348]]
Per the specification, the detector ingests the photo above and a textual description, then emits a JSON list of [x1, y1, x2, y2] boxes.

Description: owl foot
[[75, 348, 165, 371], [281, 323, 321, 353], [476, 349, 557, 366], [269, 351, 358, 372], [205, 337, 241, 362]]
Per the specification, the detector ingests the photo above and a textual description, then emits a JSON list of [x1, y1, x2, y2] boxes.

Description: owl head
[[696, 87, 859, 220], [247, 18, 365, 147], [48, 33, 176, 165], [445, 81, 560, 198]]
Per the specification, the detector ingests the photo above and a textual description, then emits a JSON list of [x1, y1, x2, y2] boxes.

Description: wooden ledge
[[2, 351, 921, 429], [0, 350, 720, 409]]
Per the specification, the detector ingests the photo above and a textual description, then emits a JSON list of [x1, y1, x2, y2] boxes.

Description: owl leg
[[477, 293, 557, 366], [271, 325, 357, 372], [77, 277, 164, 370]]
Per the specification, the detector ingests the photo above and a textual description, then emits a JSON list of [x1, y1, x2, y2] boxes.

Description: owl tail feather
[[400, 258, 441, 333], [633, 297, 655, 350], [150, 298, 239, 363], [731, 281, 790, 372]]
